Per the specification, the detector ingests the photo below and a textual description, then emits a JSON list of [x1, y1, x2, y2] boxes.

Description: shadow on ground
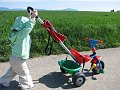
[[35, 72, 78, 89], [83, 69, 93, 77], [33, 70, 95, 89], [34, 71, 94, 89], [0, 70, 94, 90], [0, 80, 20, 90]]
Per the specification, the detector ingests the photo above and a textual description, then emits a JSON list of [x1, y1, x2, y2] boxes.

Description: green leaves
[[1, 11, 120, 62]]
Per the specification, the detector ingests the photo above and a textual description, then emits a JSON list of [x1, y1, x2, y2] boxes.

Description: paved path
[[0, 48, 120, 90]]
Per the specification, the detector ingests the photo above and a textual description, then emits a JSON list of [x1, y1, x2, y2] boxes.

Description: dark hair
[[27, 6, 34, 13]]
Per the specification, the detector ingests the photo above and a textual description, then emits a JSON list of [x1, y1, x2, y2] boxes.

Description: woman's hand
[[31, 10, 38, 19]]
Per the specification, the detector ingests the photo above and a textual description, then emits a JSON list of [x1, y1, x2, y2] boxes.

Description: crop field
[[0, 11, 120, 62]]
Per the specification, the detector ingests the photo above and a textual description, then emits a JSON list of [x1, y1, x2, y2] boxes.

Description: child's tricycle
[[27, 6, 105, 87], [58, 38, 105, 85]]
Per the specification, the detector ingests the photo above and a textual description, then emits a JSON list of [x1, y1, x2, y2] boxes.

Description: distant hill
[[61, 8, 78, 11], [11, 8, 25, 11], [0, 7, 10, 10], [0, 7, 78, 11], [37, 9, 47, 11]]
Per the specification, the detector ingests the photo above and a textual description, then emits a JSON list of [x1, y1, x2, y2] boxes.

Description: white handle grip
[[36, 17, 44, 24]]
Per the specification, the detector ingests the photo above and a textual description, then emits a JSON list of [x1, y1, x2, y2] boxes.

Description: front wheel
[[92, 60, 105, 74], [99, 60, 105, 73], [92, 67, 100, 74], [100, 60, 105, 69], [72, 73, 85, 87]]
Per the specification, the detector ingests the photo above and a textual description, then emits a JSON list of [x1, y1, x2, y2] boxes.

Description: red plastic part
[[85, 38, 90, 42], [70, 48, 91, 63], [99, 40, 103, 44], [42, 20, 67, 42], [90, 56, 101, 64], [48, 28, 67, 42], [92, 48, 96, 52], [42, 20, 53, 29], [96, 56, 101, 60]]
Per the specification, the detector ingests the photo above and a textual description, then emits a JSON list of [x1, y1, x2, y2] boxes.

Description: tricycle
[[27, 6, 105, 87]]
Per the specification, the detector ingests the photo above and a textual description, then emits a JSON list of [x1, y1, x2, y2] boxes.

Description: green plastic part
[[58, 60, 82, 74]]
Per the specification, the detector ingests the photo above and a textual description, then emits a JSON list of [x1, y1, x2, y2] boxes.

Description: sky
[[0, 0, 120, 11]]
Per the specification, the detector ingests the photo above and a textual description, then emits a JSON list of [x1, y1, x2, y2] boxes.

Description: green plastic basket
[[58, 60, 82, 74]]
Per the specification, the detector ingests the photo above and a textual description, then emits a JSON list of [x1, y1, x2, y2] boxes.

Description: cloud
[[0, 0, 119, 2], [56, 0, 119, 1]]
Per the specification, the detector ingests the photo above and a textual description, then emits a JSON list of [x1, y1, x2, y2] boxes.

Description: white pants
[[0, 56, 34, 89]]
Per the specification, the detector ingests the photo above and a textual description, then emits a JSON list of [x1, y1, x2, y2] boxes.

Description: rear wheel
[[72, 73, 85, 87]]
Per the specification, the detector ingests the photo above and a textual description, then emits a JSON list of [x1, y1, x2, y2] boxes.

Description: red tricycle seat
[[70, 48, 91, 63]]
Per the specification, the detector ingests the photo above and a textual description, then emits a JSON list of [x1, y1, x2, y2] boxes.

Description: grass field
[[0, 11, 120, 62]]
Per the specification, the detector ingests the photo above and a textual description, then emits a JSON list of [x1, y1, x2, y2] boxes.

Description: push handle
[[37, 17, 44, 24], [27, 6, 34, 14]]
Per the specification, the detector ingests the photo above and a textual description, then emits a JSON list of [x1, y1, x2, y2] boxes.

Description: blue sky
[[0, 0, 120, 11]]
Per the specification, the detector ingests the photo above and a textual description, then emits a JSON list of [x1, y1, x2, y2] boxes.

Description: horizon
[[0, 0, 120, 11]]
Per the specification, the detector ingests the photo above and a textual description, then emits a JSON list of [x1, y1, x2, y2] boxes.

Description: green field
[[0, 11, 120, 62]]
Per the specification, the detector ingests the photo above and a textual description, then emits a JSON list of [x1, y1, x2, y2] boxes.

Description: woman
[[0, 7, 38, 90]]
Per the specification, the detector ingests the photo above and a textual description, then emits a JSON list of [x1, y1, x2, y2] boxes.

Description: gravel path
[[0, 47, 120, 90]]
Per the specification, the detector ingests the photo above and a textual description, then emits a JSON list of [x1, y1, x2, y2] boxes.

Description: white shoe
[[18, 84, 34, 90], [19, 87, 29, 90]]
